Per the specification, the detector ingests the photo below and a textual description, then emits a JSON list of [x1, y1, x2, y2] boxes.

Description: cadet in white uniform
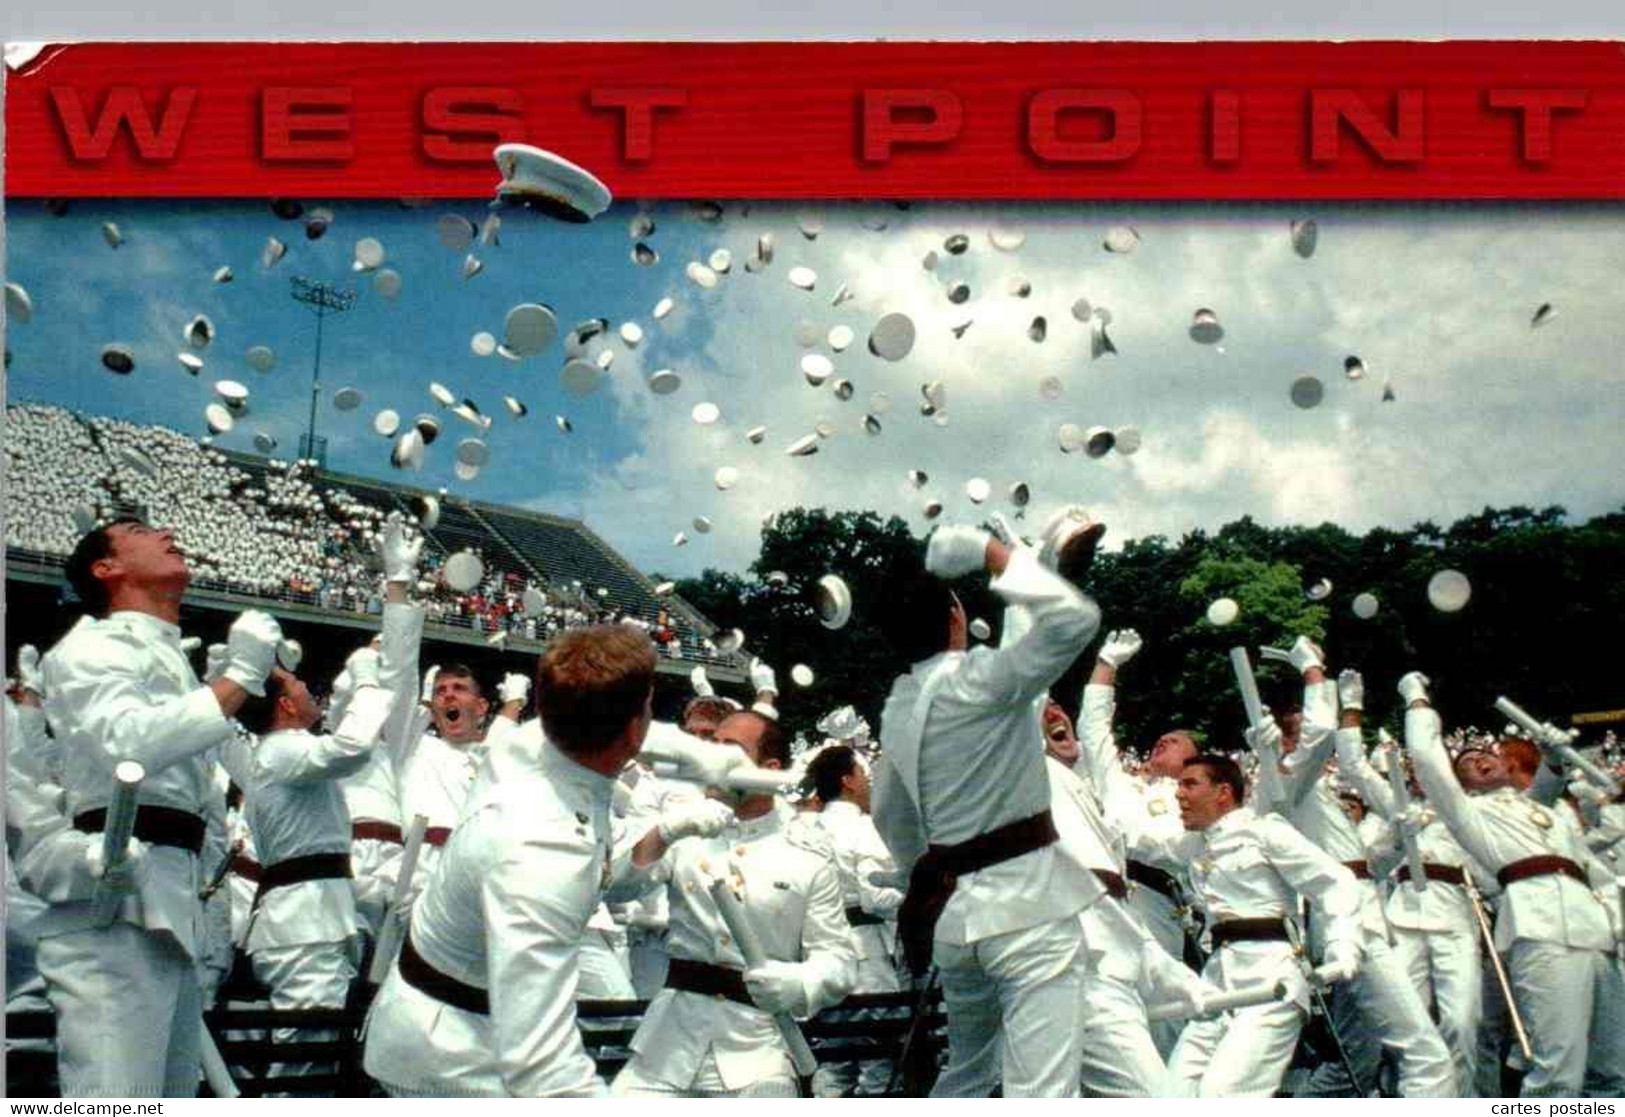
[[362, 625, 661, 1096], [232, 640, 397, 1088], [35, 518, 283, 1097], [612, 709, 858, 1097], [1077, 629, 1204, 1055], [1266, 646, 1456, 1097], [1331, 675, 1491, 1095], [806, 744, 905, 1097], [1401, 671, 1625, 1098], [872, 523, 1103, 1097], [1168, 752, 1364, 1098]]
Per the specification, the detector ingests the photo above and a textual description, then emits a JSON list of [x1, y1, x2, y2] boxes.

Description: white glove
[[497, 672, 531, 705], [656, 798, 736, 844], [926, 525, 992, 578], [179, 635, 202, 654], [1097, 629, 1143, 669], [204, 643, 228, 684], [221, 609, 283, 696], [16, 645, 42, 695], [1321, 940, 1362, 984], [868, 869, 907, 891], [690, 665, 714, 698], [420, 665, 440, 704], [377, 513, 424, 584], [749, 658, 778, 698], [743, 960, 811, 1017], [1261, 635, 1324, 674], [1337, 668, 1364, 712], [345, 646, 382, 690], [86, 838, 147, 896], [1397, 671, 1431, 706], [642, 733, 754, 789], [1245, 714, 1284, 756]]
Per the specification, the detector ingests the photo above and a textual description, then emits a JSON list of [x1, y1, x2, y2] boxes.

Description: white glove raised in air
[[925, 525, 992, 579], [497, 672, 531, 705], [656, 798, 736, 845], [1097, 629, 1143, 669], [749, 657, 778, 698], [1337, 669, 1364, 712], [377, 513, 424, 585], [221, 609, 283, 697], [743, 960, 812, 1018], [16, 645, 42, 695], [1245, 714, 1284, 756], [345, 646, 382, 691], [690, 665, 715, 698], [85, 837, 147, 897], [1260, 635, 1325, 675], [1397, 671, 1431, 706]]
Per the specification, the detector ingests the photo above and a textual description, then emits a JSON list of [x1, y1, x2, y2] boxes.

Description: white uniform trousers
[[1300, 933, 1457, 1097], [348, 837, 401, 943], [38, 924, 202, 1098], [613, 1048, 799, 1097], [1128, 888, 1188, 1058], [1170, 990, 1304, 1096], [929, 914, 1084, 1098], [1508, 940, 1625, 1097], [1393, 925, 1483, 1095], [250, 939, 359, 1091], [577, 927, 635, 1000], [1477, 943, 1514, 1096], [1077, 968, 1170, 1096]]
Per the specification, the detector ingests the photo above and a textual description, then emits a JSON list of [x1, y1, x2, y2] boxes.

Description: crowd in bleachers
[[5, 403, 701, 659]]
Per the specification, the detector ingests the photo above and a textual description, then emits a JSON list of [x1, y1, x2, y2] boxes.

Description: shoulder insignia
[[1529, 805, 1553, 830]]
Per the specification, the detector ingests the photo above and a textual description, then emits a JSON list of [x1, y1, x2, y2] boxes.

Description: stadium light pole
[[290, 276, 356, 466]]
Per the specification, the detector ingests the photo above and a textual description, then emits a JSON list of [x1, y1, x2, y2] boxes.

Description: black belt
[[1343, 860, 1373, 881], [1092, 868, 1129, 901], [351, 820, 405, 844], [73, 806, 205, 855], [844, 906, 884, 928], [665, 957, 753, 1006], [1126, 859, 1181, 903], [231, 854, 263, 883], [898, 809, 1058, 977], [1397, 863, 1467, 887], [1209, 917, 1291, 948], [252, 852, 352, 906], [423, 826, 453, 848], [1497, 855, 1588, 889], [398, 933, 489, 1016]]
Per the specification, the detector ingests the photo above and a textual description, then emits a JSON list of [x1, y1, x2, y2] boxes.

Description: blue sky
[[7, 197, 1625, 578]]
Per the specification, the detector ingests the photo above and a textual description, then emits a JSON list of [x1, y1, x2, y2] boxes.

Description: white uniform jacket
[[242, 685, 394, 951], [363, 740, 623, 1097], [1183, 807, 1363, 1005], [872, 546, 1103, 945], [624, 805, 857, 1090], [38, 611, 240, 958], [1406, 706, 1615, 954], [815, 799, 903, 988]]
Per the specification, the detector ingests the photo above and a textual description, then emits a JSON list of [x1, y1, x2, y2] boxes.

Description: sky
[[6, 196, 1625, 579]]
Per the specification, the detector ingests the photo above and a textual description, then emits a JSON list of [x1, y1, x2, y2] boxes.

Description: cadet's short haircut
[[876, 569, 959, 666], [1184, 753, 1247, 804], [235, 668, 293, 737], [65, 518, 145, 618], [807, 745, 859, 803], [718, 709, 790, 769], [434, 663, 485, 700], [535, 625, 656, 756], [682, 695, 736, 728]]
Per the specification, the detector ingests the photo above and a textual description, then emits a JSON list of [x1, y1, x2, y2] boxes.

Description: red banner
[[6, 41, 1624, 198]]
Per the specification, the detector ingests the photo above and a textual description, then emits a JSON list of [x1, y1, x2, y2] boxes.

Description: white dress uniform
[[873, 546, 1102, 1098], [1406, 705, 1625, 1098], [811, 798, 905, 1097], [1169, 806, 1363, 1098], [5, 695, 57, 1002], [1272, 686, 1456, 1098], [1335, 727, 1490, 1094], [338, 601, 424, 940], [363, 738, 630, 1097], [195, 765, 234, 1010], [1078, 682, 1199, 1055], [1047, 757, 1184, 1097], [611, 804, 857, 1096], [37, 611, 241, 1097], [239, 683, 395, 1085], [466, 718, 635, 1000], [614, 758, 702, 999]]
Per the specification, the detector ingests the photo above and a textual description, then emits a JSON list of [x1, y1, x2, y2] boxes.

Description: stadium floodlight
[[290, 277, 357, 466]]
